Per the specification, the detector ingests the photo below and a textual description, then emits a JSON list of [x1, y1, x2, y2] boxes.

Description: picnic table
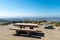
[[10, 23, 44, 37], [14, 23, 38, 29], [44, 23, 54, 29]]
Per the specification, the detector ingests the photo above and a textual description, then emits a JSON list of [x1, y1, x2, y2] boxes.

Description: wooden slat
[[10, 27, 37, 32], [14, 23, 38, 27]]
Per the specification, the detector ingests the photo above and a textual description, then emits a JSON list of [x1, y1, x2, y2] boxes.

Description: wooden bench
[[10, 27, 44, 37]]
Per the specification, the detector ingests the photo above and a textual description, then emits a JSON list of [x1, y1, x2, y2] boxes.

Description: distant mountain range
[[0, 17, 60, 22], [0, 19, 9, 22]]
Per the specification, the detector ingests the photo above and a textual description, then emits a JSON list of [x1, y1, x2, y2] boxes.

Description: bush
[[37, 20, 47, 22], [23, 20, 32, 23], [55, 22, 60, 26]]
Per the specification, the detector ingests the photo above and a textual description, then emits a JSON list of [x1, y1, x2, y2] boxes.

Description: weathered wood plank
[[14, 23, 38, 27]]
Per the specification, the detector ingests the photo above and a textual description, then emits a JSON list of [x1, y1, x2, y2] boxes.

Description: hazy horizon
[[0, 0, 60, 18]]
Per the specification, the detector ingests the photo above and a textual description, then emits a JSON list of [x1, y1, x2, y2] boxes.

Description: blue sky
[[0, 0, 60, 18]]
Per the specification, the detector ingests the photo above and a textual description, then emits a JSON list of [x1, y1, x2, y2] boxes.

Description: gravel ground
[[0, 24, 60, 40]]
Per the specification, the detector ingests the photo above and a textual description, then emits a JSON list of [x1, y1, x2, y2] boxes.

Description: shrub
[[55, 22, 60, 26]]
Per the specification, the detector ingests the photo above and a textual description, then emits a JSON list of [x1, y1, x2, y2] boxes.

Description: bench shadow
[[44, 27, 55, 29], [13, 33, 44, 39]]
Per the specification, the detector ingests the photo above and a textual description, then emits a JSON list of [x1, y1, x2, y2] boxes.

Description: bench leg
[[16, 30, 20, 35]]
